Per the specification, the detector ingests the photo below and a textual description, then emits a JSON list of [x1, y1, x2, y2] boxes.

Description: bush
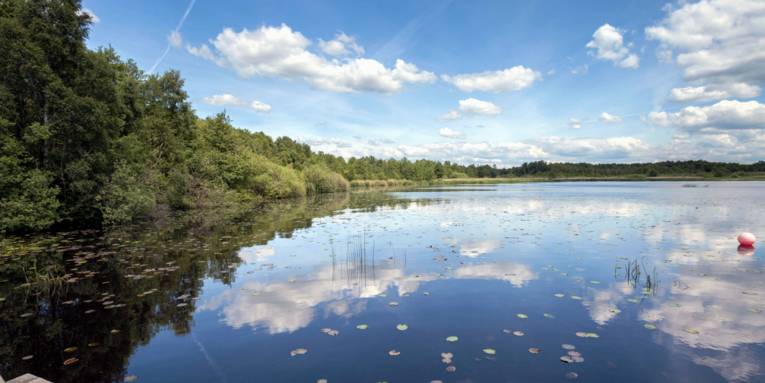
[[303, 165, 349, 194], [97, 162, 156, 225], [245, 154, 306, 199]]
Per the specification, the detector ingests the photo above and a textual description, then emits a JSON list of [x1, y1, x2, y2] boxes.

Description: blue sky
[[82, 0, 765, 165]]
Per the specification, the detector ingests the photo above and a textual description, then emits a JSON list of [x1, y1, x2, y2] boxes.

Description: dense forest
[[1, 0, 763, 234]]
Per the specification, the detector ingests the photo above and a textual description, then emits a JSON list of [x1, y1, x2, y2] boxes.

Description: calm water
[[2, 182, 765, 383]]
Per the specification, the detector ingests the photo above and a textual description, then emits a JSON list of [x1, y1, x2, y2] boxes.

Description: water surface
[[2, 182, 764, 382]]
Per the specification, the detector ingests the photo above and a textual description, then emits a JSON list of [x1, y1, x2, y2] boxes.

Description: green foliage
[[303, 164, 349, 194]]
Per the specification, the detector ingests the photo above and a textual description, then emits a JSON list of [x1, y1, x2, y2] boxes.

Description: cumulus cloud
[[439, 127, 464, 139], [187, 24, 435, 93], [202, 94, 271, 112], [599, 112, 623, 123], [441, 110, 461, 121], [458, 98, 501, 115], [442, 66, 542, 92], [649, 100, 765, 131], [168, 30, 183, 48], [646, 0, 765, 98], [586, 23, 640, 69], [670, 84, 760, 101], [78, 8, 100, 23], [536, 136, 647, 159], [318, 33, 364, 56], [250, 100, 272, 113]]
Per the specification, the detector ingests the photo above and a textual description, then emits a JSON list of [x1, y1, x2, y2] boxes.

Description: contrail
[[148, 0, 196, 74]]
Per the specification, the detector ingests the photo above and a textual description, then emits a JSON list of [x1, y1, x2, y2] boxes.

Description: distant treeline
[[1, 1, 763, 234]]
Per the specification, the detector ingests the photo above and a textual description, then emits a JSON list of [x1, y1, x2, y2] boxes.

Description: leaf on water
[[396, 323, 408, 331], [570, 296, 583, 300], [21, 355, 33, 361], [609, 308, 621, 314], [644, 323, 657, 330], [683, 328, 700, 335], [482, 348, 496, 355], [565, 372, 579, 380], [528, 347, 541, 354], [575, 332, 599, 338], [445, 336, 459, 342], [543, 313, 555, 319], [388, 349, 400, 356], [388, 301, 399, 307], [512, 331, 525, 337], [63, 357, 79, 366], [561, 344, 576, 350], [554, 293, 565, 298], [560, 355, 574, 363], [321, 328, 339, 336], [356, 324, 368, 330], [445, 365, 456, 373], [516, 313, 528, 319], [290, 348, 308, 357], [64, 347, 78, 353]]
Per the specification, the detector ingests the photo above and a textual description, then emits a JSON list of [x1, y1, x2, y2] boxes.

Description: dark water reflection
[[1, 182, 764, 383]]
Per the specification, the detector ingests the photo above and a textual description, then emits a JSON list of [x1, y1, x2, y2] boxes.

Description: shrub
[[303, 165, 350, 194]]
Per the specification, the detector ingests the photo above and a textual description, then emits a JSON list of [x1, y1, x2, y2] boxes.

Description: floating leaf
[[445, 365, 456, 373], [63, 357, 79, 366], [290, 348, 308, 356], [396, 323, 408, 331], [570, 296, 582, 301], [644, 323, 657, 330], [482, 348, 496, 355], [516, 313, 528, 319], [565, 372, 579, 380], [356, 324, 368, 330], [560, 355, 574, 363], [512, 331, 525, 337], [388, 301, 399, 307], [683, 328, 700, 335], [388, 349, 400, 356], [63, 347, 78, 353], [445, 336, 459, 342], [528, 347, 541, 354], [575, 332, 599, 338], [561, 344, 576, 350], [554, 293, 565, 298], [543, 313, 555, 319]]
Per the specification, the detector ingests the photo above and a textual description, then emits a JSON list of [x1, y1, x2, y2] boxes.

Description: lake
[[1, 182, 764, 383]]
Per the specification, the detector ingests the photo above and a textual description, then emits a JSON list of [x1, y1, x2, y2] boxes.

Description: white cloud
[[569, 118, 582, 129], [646, 0, 765, 98], [537, 136, 647, 159], [250, 100, 272, 113], [202, 94, 271, 112], [203, 94, 245, 106], [187, 24, 435, 93], [168, 30, 183, 48], [439, 127, 464, 139], [649, 100, 765, 131], [670, 83, 760, 101], [442, 66, 541, 92], [586, 23, 640, 69], [318, 33, 364, 56], [78, 8, 100, 23], [599, 112, 623, 123], [458, 98, 501, 115], [441, 110, 461, 121]]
